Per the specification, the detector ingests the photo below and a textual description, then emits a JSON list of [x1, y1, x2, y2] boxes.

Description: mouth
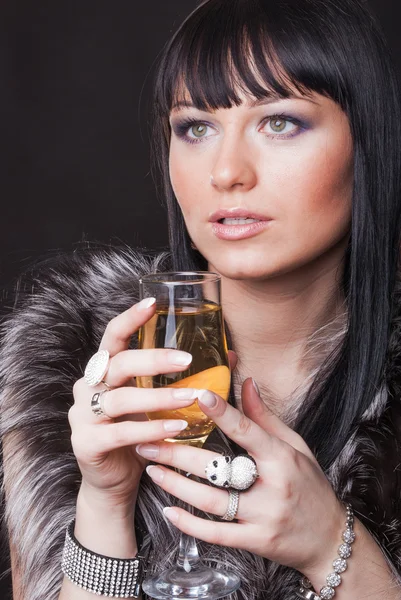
[[217, 217, 263, 225], [209, 208, 272, 223], [211, 218, 272, 241]]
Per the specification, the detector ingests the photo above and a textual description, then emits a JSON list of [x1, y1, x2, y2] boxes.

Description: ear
[[228, 350, 238, 371]]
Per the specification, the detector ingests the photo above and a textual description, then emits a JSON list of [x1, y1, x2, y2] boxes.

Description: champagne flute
[[137, 272, 241, 599]]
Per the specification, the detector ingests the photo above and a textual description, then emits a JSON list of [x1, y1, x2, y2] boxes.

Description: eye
[[270, 118, 289, 133], [171, 118, 215, 144], [189, 123, 209, 139], [171, 112, 305, 145], [260, 114, 301, 138]]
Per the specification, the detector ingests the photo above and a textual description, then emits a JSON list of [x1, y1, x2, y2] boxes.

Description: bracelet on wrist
[[61, 519, 148, 598], [296, 502, 356, 600]]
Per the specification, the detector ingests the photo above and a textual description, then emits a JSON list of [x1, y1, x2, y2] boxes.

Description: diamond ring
[[84, 350, 111, 387], [221, 489, 240, 521], [205, 454, 259, 491]]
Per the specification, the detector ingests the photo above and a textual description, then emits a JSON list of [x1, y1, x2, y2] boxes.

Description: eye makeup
[[170, 112, 309, 145]]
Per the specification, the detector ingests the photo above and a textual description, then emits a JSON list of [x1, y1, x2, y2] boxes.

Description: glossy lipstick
[[211, 220, 271, 240], [209, 209, 272, 241]]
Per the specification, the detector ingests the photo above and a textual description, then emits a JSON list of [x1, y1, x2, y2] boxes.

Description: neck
[[209, 247, 348, 417]]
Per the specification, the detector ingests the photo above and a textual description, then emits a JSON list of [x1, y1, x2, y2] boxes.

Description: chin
[[207, 253, 283, 281], [205, 236, 348, 282]]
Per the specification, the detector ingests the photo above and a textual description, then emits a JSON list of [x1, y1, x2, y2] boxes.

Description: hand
[[136, 376, 345, 575], [69, 298, 204, 508]]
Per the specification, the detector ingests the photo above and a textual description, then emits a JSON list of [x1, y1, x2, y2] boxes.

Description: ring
[[221, 489, 239, 521], [205, 454, 259, 491], [91, 389, 110, 417], [84, 350, 111, 387]]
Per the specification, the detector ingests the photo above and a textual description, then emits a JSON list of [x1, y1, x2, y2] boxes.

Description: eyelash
[[173, 113, 305, 145]]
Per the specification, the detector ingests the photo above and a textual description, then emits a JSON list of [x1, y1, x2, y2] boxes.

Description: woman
[[1, 0, 401, 598]]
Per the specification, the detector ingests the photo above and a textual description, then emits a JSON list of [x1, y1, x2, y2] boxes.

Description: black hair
[[151, 0, 401, 471]]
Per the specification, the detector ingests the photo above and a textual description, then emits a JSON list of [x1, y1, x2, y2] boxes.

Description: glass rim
[[139, 271, 221, 285]]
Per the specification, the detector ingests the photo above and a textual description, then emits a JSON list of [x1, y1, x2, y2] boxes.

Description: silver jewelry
[[91, 389, 110, 417], [205, 454, 259, 491], [84, 350, 111, 387], [61, 520, 146, 597], [221, 489, 240, 521], [296, 503, 356, 600]]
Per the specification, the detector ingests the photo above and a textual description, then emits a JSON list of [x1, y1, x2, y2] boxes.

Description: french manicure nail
[[171, 388, 199, 401], [136, 444, 159, 458], [198, 390, 218, 408], [252, 378, 261, 397], [167, 350, 193, 366], [163, 507, 179, 523], [137, 297, 156, 310], [163, 419, 188, 432], [146, 465, 164, 483]]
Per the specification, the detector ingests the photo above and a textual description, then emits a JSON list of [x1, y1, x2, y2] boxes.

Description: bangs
[[155, 0, 347, 114]]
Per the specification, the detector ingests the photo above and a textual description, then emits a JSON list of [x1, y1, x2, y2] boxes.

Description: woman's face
[[168, 88, 354, 280]]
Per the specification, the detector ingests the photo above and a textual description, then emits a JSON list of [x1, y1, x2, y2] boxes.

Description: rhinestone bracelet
[[61, 520, 147, 597], [296, 503, 356, 600]]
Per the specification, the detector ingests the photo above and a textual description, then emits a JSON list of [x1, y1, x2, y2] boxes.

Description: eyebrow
[[171, 94, 318, 111]]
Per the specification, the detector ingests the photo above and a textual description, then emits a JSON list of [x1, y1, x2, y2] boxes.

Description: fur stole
[[1, 245, 401, 600]]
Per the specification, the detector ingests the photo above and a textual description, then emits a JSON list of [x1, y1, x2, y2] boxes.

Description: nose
[[210, 136, 257, 192]]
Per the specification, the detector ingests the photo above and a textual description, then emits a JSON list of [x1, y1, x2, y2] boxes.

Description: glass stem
[[175, 470, 202, 574]]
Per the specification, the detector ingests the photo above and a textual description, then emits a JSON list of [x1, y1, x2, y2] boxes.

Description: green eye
[[270, 118, 287, 133], [191, 124, 208, 138]]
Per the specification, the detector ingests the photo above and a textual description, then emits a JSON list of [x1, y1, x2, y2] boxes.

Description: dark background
[[2, 1, 400, 294], [1, 0, 200, 299], [0, 0, 399, 596]]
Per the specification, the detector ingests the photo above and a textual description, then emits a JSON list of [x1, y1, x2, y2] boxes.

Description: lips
[[211, 219, 272, 241], [209, 208, 271, 223]]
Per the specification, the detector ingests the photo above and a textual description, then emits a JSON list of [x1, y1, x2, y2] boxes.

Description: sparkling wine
[[137, 300, 230, 446]]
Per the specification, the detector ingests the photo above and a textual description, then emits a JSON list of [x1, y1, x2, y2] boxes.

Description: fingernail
[[146, 465, 164, 483], [163, 507, 179, 523], [198, 389, 218, 408], [137, 297, 156, 310], [136, 444, 159, 458], [163, 419, 188, 432], [171, 388, 199, 401], [252, 378, 261, 397], [167, 350, 193, 366]]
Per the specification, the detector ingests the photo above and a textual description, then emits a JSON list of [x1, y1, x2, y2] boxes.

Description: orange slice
[[167, 365, 231, 401]]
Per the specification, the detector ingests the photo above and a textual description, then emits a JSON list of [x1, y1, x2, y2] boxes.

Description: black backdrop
[[0, 0, 399, 596], [1, 0, 200, 296], [2, 0, 400, 293]]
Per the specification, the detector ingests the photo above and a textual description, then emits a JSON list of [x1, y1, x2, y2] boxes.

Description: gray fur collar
[[1, 245, 401, 599]]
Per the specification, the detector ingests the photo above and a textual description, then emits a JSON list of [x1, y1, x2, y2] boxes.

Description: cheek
[[271, 132, 353, 238]]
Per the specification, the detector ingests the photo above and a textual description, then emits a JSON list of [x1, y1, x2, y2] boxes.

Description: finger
[[99, 298, 156, 356], [72, 379, 117, 426], [136, 441, 222, 479], [197, 390, 276, 462], [103, 348, 193, 387], [241, 378, 318, 464], [146, 466, 241, 519], [162, 505, 246, 549], [73, 419, 190, 455], [96, 387, 201, 420]]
